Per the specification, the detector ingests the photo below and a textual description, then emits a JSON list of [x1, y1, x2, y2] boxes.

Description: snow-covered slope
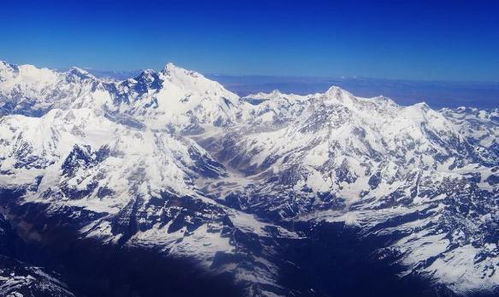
[[0, 61, 497, 297], [106, 63, 247, 132], [202, 87, 499, 294], [0, 61, 246, 132], [0, 107, 293, 295], [441, 106, 498, 161], [214, 88, 498, 293], [0, 61, 109, 117]]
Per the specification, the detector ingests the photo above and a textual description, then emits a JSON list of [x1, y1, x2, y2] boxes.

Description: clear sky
[[1, 0, 498, 81]]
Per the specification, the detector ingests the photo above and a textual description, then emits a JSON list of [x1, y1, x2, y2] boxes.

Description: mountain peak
[[69, 66, 89, 74], [161, 62, 208, 80], [324, 85, 348, 96], [162, 62, 204, 81], [129, 68, 162, 91], [162, 62, 187, 73], [66, 66, 95, 80], [270, 89, 282, 96], [323, 85, 357, 106], [135, 68, 159, 80], [0, 60, 19, 74], [244, 89, 287, 100]]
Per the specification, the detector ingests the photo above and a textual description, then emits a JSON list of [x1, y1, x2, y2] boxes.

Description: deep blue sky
[[1, 0, 498, 81]]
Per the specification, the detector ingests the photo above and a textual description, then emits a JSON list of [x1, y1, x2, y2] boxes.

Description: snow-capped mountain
[[0, 60, 243, 132], [0, 61, 497, 297]]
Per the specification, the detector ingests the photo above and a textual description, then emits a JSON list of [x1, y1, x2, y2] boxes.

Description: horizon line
[[3, 59, 499, 85]]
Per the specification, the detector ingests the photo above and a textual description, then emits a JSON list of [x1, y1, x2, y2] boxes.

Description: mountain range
[[0, 60, 497, 297]]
